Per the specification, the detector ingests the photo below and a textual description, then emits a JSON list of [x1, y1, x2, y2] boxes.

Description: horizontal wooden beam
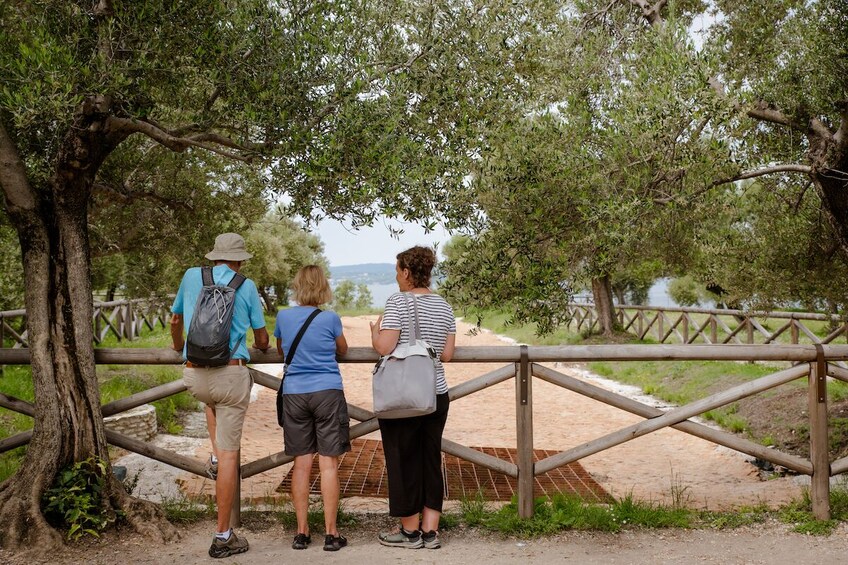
[[101, 380, 187, 417], [831, 455, 848, 476], [0, 392, 34, 417], [105, 429, 206, 477], [0, 430, 31, 454], [4, 344, 848, 366]]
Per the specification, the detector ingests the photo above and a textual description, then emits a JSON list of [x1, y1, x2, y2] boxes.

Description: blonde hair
[[292, 265, 332, 306]]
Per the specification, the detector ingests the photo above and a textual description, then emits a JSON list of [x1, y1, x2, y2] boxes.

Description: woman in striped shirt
[[370, 246, 456, 550]]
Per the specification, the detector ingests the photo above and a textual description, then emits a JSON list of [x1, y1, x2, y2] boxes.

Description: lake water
[[368, 283, 401, 308]]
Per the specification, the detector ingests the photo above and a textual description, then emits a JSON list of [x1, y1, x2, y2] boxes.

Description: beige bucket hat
[[205, 233, 252, 262]]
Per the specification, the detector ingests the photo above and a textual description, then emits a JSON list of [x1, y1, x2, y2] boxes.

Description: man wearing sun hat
[[170, 232, 269, 558]]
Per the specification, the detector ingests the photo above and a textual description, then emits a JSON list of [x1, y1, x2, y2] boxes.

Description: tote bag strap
[[404, 292, 424, 344]]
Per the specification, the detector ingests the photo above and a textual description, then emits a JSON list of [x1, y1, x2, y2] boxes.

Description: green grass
[[0, 365, 36, 482], [160, 493, 217, 524], [447, 486, 848, 536], [460, 308, 587, 345], [456, 493, 694, 535], [273, 501, 359, 532]]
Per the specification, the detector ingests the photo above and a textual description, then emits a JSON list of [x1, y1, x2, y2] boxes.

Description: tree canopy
[[442, 0, 848, 332]]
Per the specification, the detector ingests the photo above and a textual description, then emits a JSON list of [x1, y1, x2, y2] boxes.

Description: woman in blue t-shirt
[[274, 265, 349, 552]]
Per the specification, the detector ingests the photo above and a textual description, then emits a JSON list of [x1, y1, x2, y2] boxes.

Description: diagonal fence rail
[[2, 344, 848, 523]]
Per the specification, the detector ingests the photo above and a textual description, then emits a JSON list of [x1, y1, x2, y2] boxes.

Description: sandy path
[[176, 315, 803, 510]]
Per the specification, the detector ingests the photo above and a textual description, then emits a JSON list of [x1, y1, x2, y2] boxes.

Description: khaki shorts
[[183, 365, 252, 451]]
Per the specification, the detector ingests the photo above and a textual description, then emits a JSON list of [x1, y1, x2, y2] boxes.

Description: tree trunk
[[812, 148, 848, 260], [0, 112, 177, 553], [259, 285, 276, 313], [591, 275, 618, 336]]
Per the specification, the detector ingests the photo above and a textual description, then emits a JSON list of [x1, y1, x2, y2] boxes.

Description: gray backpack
[[186, 266, 246, 366]]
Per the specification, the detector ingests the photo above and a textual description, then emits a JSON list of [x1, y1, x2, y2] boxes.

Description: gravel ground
[[6, 516, 848, 565]]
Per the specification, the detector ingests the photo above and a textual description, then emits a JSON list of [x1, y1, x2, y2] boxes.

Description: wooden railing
[[568, 303, 848, 347], [0, 299, 171, 349], [2, 344, 848, 522]]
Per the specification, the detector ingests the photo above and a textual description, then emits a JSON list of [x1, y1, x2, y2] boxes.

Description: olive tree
[[0, 0, 557, 551]]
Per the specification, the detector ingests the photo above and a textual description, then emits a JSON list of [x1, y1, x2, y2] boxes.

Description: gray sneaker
[[209, 531, 249, 558], [422, 530, 441, 549], [205, 456, 218, 480], [379, 528, 423, 549]]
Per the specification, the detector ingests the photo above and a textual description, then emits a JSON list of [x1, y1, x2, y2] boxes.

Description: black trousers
[[378, 393, 450, 517]]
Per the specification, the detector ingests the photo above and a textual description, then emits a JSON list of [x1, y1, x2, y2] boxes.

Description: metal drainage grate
[[279, 439, 611, 502]]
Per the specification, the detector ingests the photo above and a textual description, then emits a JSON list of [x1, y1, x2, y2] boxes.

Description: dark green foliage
[[41, 458, 113, 540]]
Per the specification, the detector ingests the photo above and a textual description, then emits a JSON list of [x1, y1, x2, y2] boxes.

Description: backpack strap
[[200, 266, 245, 291], [201, 266, 214, 286], [228, 272, 246, 291], [285, 308, 322, 366]]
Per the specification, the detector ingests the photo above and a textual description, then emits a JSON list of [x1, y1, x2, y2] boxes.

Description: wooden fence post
[[126, 301, 135, 341], [516, 346, 534, 518], [94, 308, 102, 343], [791, 319, 799, 344], [710, 317, 717, 345], [810, 345, 830, 520], [658, 313, 664, 343]]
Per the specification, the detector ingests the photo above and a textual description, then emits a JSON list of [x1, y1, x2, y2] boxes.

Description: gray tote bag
[[372, 293, 438, 419]]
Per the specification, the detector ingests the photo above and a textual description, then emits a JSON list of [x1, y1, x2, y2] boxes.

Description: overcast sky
[[317, 217, 453, 267]]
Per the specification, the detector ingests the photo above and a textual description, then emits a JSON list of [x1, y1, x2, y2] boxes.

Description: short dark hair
[[397, 246, 436, 289]]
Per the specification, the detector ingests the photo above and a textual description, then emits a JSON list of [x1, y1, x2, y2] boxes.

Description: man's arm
[[253, 327, 270, 352], [170, 314, 185, 352]]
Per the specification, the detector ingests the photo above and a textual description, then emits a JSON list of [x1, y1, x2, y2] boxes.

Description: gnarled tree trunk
[[591, 275, 619, 337], [0, 106, 177, 553], [811, 140, 848, 260]]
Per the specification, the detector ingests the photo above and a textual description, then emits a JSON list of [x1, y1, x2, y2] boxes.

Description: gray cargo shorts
[[282, 389, 351, 457]]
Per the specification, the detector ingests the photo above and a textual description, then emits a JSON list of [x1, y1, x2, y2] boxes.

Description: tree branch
[[92, 182, 194, 211], [628, 0, 666, 27], [712, 164, 813, 186], [93, 1, 115, 62], [106, 117, 254, 161], [709, 77, 833, 140], [306, 28, 436, 131], [0, 122, 37, 213]]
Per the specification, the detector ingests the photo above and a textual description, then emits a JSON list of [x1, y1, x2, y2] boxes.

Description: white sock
[[215, 528, 232, 540]]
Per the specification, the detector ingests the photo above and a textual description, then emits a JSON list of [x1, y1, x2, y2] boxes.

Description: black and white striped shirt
[[380, 292, 456, 394]]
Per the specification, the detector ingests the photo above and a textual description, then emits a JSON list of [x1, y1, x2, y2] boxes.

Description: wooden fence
[[0, 299, 171, 349], [568, 303, 848, 347], [2, 344, 848, 523]]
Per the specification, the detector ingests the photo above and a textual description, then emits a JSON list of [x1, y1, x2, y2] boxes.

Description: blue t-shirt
[[171, 265, 266, 361], [274, 306, 344, 394]]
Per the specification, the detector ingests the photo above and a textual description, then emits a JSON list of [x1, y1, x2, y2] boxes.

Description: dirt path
[[11, 518, 848, 565]]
